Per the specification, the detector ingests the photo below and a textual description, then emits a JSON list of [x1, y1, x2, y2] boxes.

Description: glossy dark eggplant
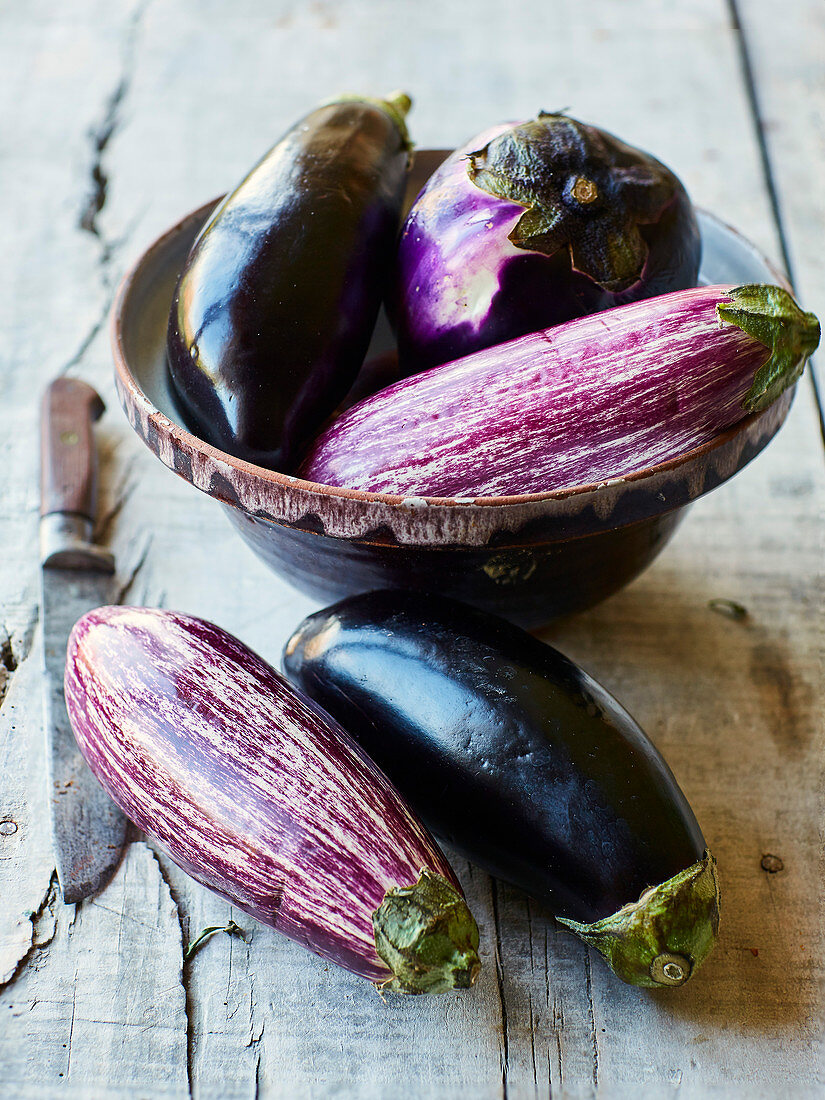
[[283, 590, 720, 988], [167, 92, 412, 472]]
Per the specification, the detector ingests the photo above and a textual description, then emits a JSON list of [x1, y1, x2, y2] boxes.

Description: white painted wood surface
[[1, 1, 822, 1096]]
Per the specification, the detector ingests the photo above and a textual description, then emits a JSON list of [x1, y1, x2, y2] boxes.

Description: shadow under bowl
[[112, 152, 792, 627]]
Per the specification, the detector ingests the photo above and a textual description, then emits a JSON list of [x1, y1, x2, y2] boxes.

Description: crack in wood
[[67, 895, 83, 934], [544, 926, 551, 1016], [243, 920, 265, 1100], [79, 0, 150, 242], [583, 951, 600, 1095], [87, 898, 161, 933], [554, 1030, 563, 1095], [0, 610, 39, 716], [115, 854, 129, 959], [146, 845, 193, 1100], [247, 1011, 265, 1053], [65, 967, 78, 1080], [0, 632, 18, 676], [253, 1046, 263, 1100], [0, 628, 17, 712], [490, 878, 510, 1100], [726, 0, 825, 446], [0, 871, 59, 992], [524, 898, 541, 1096], [58, 288, 119, 378], [527, 991, 539, 1095]]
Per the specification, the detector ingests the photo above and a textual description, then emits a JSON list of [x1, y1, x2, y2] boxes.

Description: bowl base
[[223, 505, 688, 628]]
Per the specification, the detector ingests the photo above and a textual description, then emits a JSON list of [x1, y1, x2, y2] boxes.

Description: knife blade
[[40, 377, 129, 904]]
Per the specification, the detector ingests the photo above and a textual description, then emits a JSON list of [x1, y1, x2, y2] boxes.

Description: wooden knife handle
[[40, 378, 105, 520]]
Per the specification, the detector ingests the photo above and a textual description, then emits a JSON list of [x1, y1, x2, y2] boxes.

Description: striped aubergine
[[298, 283, 819, 498], [64, 606, 480, 994]]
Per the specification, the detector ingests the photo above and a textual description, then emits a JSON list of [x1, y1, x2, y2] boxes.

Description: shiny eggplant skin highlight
[[392, 113, 701, 373], [64, 606, 480, 993], [167, 94, 411, 472], [283, 590, 721, 988]]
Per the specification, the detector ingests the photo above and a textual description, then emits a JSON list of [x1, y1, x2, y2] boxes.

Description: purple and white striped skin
[[299, 284, 819, 498], [64, 606, 471, 986], [391, 115, 701, 374]]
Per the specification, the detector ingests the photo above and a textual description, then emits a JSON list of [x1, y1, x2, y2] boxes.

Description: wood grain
[[732, 0, 825, 401], [0, 0, 822, 1096]]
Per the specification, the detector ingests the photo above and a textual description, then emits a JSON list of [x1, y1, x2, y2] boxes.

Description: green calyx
[[372, 868, 481, 995], [716, 284, 820, 413], [466, 111, 675, 292], [557, 850, 721, 989], [328, 90, 413, 152]]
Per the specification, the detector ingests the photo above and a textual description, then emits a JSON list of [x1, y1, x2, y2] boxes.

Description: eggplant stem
[[572, 176, 599, 204], [372, 868, 481, 994], [717, 284, 820, 412], [324, 91, 414, 152], [383, 90, 412, 119], [465, 111, 677, 288], [557, 850, 720, 988]]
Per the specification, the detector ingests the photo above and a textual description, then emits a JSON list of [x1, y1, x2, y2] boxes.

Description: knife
[[40, 377, 130, 903]]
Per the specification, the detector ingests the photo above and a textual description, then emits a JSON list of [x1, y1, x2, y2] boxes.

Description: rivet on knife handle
[[40, 378, 115, 572]]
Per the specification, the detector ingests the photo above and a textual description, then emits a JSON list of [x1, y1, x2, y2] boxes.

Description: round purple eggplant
[[283, 590, 721, 989], [64, 605, 480, 994], [392, 112, 701, 372], [167, 92, 412, 472]]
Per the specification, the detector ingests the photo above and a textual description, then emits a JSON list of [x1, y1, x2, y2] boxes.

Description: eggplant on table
[[391, 111, 701, 373], [64, 606, 480, 994], [167, 91, 412, 472], [284, 590, 721, 989], [299, 283, 820, 497]]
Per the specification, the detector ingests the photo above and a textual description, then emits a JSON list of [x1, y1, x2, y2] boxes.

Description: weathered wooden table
[[2, 1, 823, 1096]]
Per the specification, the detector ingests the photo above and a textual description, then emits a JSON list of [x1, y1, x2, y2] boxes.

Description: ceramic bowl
[[112, 152, 792, 627]]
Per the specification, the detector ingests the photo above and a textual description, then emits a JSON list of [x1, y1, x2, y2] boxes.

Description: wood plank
[[0, 842, 190, 1100], [0, 0, 822, 1096], [0, 634, 54, 986], [732, 0, 825, 400], [0, 4, 194, 1097], [542, 409, 825, 1096]]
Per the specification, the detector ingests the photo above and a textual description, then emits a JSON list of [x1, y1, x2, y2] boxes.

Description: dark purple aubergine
[[283, 590, 721, 989], [65, 605, 480, 994], [167, 93, 412, 472], [392, 112, 701, 372]]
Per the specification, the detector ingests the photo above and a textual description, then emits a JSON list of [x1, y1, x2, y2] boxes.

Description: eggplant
[[283, 590, 720, 988], [392, 112, 701, 372], [299, 283, 819, 497], [64, 606, 480, 994], [166, 92, 412, 472]]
